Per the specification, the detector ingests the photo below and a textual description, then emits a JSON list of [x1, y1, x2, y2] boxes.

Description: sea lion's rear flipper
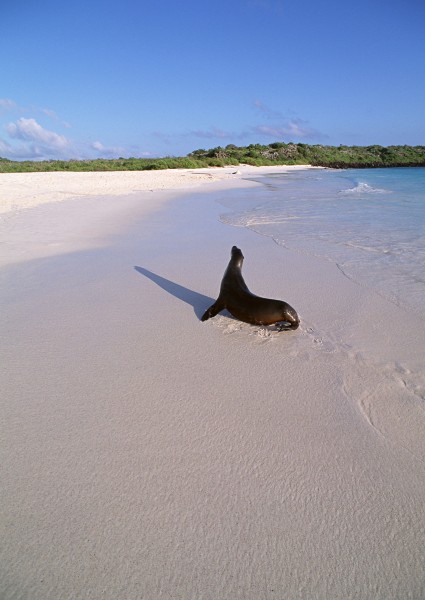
[[276, 319, 299, 332], [201, 301, 224, 322]]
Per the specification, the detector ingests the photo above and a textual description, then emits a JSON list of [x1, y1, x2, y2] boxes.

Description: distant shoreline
[[1, 142, 425, 172]]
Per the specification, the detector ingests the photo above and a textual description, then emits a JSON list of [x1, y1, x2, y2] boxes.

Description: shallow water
[[220, 167, 425, 320]]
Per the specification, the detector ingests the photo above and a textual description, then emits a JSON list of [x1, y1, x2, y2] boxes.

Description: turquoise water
[[220, 168, 425, 319]]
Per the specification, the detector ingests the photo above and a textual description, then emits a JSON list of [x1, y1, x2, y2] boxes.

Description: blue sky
[[1, 0, 424, 160]]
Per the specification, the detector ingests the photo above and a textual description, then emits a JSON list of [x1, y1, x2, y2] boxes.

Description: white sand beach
[[0, 165, 313, 215], [1, 167, 425, 599]]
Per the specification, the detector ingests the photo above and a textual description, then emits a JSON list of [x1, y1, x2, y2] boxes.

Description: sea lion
[[201, 246, 299, 330]]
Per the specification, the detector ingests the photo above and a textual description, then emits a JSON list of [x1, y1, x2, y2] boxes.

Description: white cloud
[[253, 100, 284, 120], [39, 106, 72, 128], [1, 117, 73, 159], [0, 136, 42, 160], [254, 119, 323, 140], [91, 141, 105, 152], [90, 140, 126, 157], [0, 101, 141, 160], [0, 98, 17, 111], [0, 98, 71, 129], [0, 138, 12, 154], [191, 127, 233, 140], [1, 117, 140, 160], [7, 117, 69, 150], [40, 107, 59, 120], [251, 100, 325, 140]]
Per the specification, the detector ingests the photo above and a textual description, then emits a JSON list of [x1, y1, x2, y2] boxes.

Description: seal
[[201, 246, 299, 330]]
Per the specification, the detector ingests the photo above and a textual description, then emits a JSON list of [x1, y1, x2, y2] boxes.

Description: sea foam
[[339, 181, 388, 195]]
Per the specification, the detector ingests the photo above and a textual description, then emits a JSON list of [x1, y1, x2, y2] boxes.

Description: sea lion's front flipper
[[201, 301, 224, 322]]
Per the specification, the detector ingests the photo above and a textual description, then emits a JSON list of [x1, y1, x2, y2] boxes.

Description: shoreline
[[1, 169, 424, 599], [0, 166, 316, 269], [0, 164, 317, 216]]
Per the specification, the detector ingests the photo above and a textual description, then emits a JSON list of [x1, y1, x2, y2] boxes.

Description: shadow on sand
[[134, 266, 215, 320]]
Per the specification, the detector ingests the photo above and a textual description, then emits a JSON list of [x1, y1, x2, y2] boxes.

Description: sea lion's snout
[[231, 246, 244, 261]]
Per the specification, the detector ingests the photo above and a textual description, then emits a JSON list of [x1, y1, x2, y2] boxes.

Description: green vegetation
[[189, 143, 425, 168], [1, 143, 425, 173]]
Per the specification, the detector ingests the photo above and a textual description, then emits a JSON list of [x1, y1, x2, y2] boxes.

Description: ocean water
[[220, 167, 425, 320]]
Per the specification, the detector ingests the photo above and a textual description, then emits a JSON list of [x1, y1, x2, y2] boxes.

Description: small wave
[[339, 182, 388, 195], [220, 213, 300, 227], [343, 241, 390, 254]]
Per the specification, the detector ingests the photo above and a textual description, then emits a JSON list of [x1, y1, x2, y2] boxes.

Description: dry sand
[[0, 165, 311, 215], [1, 167, 425, 599]]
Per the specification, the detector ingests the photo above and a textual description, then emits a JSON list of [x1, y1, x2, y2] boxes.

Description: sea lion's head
[[231, 246, 244, 267]]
